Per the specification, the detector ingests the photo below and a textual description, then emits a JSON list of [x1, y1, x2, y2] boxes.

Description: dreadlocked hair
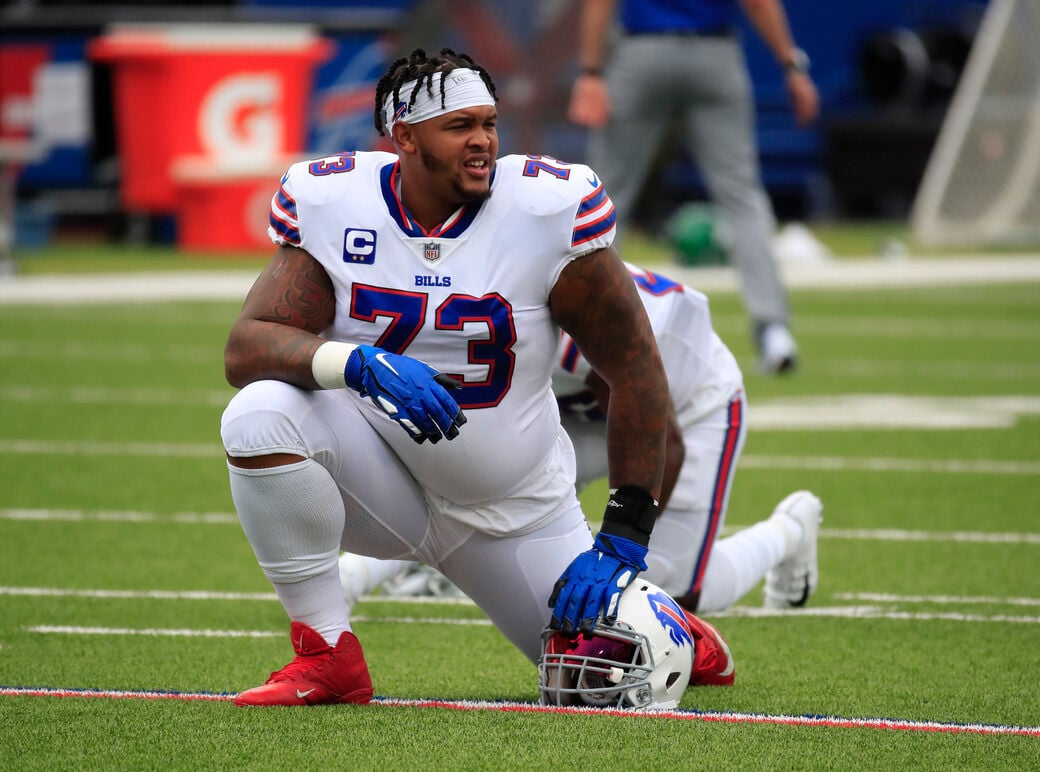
[[373, 47, 498, 136]]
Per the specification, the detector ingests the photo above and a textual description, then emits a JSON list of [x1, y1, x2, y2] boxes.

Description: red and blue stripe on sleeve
[[269, 174, 301, 246], [571, 182, 616, 249]]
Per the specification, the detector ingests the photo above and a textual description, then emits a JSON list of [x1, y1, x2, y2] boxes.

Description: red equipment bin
[[172, 155, 295, 253], [90, 24, 331, 214]]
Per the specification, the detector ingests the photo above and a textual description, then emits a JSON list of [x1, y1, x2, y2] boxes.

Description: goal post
[[910, 0, 1040, 248]]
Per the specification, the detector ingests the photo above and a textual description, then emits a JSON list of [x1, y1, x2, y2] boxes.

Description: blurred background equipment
[[821, 3, 982, 222], [0, 0, 408, 252], [911, 0, 1040, 247], [665, 202, 732, 268]]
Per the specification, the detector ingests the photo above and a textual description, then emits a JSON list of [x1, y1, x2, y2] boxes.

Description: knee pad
[[221, 380, 314, 458]]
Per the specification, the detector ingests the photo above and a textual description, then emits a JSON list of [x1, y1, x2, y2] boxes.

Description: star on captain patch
[[422, 241, 441, 262]]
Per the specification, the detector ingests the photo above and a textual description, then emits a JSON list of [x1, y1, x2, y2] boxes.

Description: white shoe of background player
[[758, 323, 799, 374], [340, 554, 464, 613], [381, 564, 465, 600], [763, 490, 823, 609]]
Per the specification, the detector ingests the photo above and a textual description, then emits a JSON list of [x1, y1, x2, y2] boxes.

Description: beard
[[420, 147, 492, 204]]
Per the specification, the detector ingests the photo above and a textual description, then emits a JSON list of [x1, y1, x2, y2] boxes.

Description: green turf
[[1, 245, 1039, 768]]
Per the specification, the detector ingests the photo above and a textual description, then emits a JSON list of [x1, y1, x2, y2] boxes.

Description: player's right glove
[[344, 344, 467, 444]]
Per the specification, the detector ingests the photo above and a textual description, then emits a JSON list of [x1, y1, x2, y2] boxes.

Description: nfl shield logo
[[423, 242, 441, 262]]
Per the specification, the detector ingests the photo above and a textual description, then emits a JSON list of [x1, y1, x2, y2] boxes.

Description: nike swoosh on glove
[[548, 532, 649, 636], [344, 345, 467, 444]]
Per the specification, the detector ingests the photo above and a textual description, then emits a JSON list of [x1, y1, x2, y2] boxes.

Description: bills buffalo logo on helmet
[[648, 590, 693, 649]]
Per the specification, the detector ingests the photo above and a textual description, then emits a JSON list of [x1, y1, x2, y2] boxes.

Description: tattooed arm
[[550, 247, 671, 501], [584, 368, 685, 512], [224, 245, 336, 389]]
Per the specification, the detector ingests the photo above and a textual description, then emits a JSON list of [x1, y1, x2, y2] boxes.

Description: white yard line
[[25, 619, 493, 636], [2, 256, 1040, 306], [0, 509, 239, 523], [2, 440, 1038, 473], [738, 454, 1040, 475], [674, 256, 1040, 291], [21, 605, 1040, 634], [819, 529, 1040, 544], [7, 586, 1040, 610], [26, 626, 284, 637], [0, 271, 261, 305], [748, 395, 1040, 430], [835, 592, 1040, 606], [4, 510, 1040, 544], [713, 607, 1040, 623], [8, 586, 1040, 611], [6, 387, 1040, 431], [2, 586, 278, 601]]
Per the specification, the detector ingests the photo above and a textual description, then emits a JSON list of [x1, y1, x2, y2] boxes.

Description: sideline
[[2, 255, 1040, 305], [2, 686, 1038, 736]]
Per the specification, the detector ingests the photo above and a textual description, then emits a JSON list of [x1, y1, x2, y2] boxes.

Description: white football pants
[[221, 379, 593, 663]]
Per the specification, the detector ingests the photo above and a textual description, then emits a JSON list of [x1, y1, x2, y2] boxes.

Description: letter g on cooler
[[343, 229, 377, 264], [198, 73, 283, 162]]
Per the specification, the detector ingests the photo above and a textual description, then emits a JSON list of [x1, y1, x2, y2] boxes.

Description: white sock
[[696, 519, 788, 613], [228, 458, 351, 645]]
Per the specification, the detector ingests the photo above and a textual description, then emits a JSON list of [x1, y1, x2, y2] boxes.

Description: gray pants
[[590, 34, 789, 327]]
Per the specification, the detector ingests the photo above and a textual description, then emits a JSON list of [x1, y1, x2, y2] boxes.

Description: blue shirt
[[620, 0, 738, 35]]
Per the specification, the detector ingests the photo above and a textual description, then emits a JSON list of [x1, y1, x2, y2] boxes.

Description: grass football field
[[1, 237, 1039, 768]]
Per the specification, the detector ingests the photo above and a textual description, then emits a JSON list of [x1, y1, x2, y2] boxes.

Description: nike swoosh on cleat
[[296, 688, 316, 700]]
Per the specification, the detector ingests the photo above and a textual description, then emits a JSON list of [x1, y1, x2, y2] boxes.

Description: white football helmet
[[538, 578, 694, 710]]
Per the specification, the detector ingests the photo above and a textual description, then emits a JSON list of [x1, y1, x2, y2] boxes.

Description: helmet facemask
[[539, 624, 657, 708]]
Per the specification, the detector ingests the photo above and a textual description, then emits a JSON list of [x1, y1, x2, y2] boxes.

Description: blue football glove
[[548, 531, 649, 636], [344, 344, 467, 444]]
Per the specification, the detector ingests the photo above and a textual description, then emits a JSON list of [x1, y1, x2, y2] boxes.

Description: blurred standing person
[[567, 0, 819, 374]]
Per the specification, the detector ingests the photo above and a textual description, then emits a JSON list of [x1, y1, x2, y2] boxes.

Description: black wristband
[[581, 66, 604, 77], [600, 485, 659, 546]]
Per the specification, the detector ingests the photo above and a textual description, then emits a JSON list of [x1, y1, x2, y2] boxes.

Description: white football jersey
[[552, 262, 742, 424], [268, 151, 616, 533]]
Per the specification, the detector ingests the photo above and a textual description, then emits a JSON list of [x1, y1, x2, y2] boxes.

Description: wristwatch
[[783, 47, 810, 74]]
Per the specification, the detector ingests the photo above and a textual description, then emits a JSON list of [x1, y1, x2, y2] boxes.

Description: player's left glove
[[548, 486, 658, 636], [344, 344, 467, 444], [548, 531, 648, 636]]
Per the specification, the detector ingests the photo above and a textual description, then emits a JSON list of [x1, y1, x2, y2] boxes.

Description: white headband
[[382, 68, 495, 131]]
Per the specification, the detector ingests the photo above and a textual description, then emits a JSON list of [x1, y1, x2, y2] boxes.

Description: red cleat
[[235, 621, 374, 707], [683, 611, 735, 686]]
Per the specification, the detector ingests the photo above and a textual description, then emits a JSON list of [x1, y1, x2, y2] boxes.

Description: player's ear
[[392, 122, 418, 155]]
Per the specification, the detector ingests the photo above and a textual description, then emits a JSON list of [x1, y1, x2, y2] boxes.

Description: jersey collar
[[380, 160, 489, 238]]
